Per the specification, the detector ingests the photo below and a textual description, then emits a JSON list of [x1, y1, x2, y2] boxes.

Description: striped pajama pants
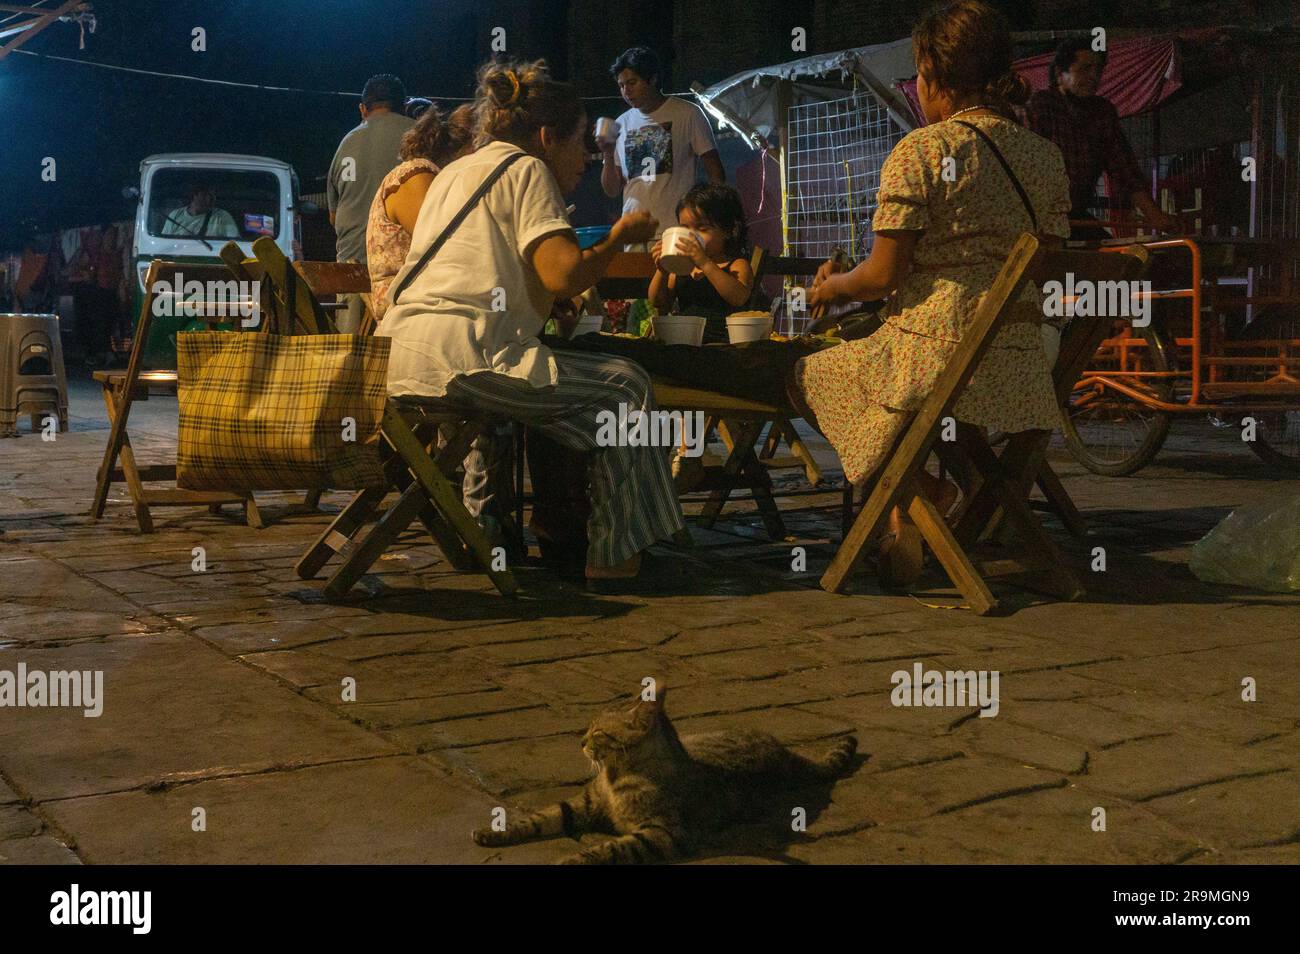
[[419, 350, 684, 568]]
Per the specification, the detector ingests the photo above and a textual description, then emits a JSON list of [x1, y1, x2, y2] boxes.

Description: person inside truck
[[161, 183, 240, 238]]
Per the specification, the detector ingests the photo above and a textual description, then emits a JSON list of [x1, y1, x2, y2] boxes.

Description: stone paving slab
[[0, 632, 397, 802], [40, 755, 524, 864]]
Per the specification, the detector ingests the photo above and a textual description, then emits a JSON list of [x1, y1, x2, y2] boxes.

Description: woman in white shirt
[[380, 60, 683, 584]]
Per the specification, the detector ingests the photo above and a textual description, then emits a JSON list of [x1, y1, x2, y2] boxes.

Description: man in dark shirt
[[1027, 38, 1179, 240]]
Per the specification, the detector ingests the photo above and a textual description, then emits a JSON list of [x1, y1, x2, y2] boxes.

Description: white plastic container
[[725, 312, 774, 343], [658, 226, 704, 275], [652, 314, 707, 346], [567, 313, 604, 338], [594, 117, 621, 143]]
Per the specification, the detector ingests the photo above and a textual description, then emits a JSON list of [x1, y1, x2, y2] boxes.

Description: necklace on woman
[[948, 105, 996, 120]]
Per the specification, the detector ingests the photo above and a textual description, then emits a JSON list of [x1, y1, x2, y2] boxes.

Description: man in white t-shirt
[[597, 46, 724, 236]]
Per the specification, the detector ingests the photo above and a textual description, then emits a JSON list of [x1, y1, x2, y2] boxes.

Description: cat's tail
[[815, 735, 858, 778]]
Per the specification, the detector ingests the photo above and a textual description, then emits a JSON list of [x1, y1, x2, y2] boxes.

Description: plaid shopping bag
[[176, 331, 390, 491]]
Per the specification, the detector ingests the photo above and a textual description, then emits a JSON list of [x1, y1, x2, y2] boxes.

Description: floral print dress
[[366, 157, 439, 322], [793, 113, 1072, 486]]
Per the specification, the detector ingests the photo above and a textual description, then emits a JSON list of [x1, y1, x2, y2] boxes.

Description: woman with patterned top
[[366, 104, 476, 321], [788, 0, 1072, 585]]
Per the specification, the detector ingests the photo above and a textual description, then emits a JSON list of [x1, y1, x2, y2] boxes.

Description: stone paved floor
[[1, 376, 1297, 864]]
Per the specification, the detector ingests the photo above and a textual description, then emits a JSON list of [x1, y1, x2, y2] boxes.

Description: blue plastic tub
[[574, 225, 613, 249]]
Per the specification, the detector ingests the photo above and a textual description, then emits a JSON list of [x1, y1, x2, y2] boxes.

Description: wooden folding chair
[[249, 237, 336, 335], [294, 400, 519, 600], [820, 234, 1149, 615], [90, 260, 264, 532]]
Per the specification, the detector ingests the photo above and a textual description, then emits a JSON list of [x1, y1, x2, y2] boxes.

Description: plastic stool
[[1, 313, 69, 437]]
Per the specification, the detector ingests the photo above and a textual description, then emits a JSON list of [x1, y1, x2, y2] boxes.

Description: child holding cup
[[647, 183, 755, 343]]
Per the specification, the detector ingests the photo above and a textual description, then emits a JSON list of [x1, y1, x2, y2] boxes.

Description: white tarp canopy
[[695, 38, 918, 144]]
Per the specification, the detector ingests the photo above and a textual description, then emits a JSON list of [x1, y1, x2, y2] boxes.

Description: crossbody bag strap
[[953, 120, 1038, 233], [391, 151, 528, 307]]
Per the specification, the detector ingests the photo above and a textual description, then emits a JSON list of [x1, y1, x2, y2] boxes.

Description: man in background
[[598, 46, 724, 237], [1026, 38, 1179, 240], [161, 183, 239, 239], [327, 74, 413, 332]]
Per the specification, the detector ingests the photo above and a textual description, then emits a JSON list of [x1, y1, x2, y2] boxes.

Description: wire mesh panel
[[781, 91, 905, 333]]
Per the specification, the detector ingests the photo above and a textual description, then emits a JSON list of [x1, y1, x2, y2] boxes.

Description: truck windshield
[[147, 168, 282, 240]]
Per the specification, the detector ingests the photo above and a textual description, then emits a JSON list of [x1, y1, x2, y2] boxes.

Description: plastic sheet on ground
[[1189, 493, 1300, 592]]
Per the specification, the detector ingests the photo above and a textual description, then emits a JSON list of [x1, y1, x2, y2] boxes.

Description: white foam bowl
[[652, 315, 707, 346], [659, 226, 703, 276], [726, 313, 774, 343], [567, 313, 604, 338]]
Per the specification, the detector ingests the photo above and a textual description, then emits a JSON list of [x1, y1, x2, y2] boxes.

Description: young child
[[649, 183, 754, 342]]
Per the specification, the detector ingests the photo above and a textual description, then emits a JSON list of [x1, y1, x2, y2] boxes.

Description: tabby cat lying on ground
[[472, 687, 858, 864]]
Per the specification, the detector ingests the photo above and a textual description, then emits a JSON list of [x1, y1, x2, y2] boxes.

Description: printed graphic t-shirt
[[614, 96, 718, 235]]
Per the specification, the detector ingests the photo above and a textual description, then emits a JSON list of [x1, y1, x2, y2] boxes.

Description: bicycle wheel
[[1248, 411, 1300, 472], [1060, 322, 1177, 476]]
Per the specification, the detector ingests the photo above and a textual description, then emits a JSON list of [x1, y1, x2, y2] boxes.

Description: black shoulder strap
[[391, 150, 528, 307], [954, 120, 1038, 233]]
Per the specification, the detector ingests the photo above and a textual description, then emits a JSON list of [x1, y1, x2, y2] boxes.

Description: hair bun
[[989, 70, 1031, 107]]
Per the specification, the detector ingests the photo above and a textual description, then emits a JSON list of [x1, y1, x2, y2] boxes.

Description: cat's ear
[[631, 681, 665, 725]]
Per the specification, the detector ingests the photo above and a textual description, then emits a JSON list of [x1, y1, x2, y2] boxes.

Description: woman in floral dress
[[789, 0, 1071, 584]]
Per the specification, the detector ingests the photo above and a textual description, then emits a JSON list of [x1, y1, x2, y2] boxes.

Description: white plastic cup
[[658, 226, 704, 275], [594, 117, 621, 144], [652, 314, 707, 346], [726, 312, 774, 344]]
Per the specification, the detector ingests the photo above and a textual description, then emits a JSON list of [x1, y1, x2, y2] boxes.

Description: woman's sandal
[[584, 552, 644, 594]]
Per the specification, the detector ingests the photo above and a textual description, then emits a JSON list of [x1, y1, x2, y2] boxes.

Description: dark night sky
[[1, 0, 512, 246]]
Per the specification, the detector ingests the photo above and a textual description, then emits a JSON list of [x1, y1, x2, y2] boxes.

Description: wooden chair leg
[[958, 428, 1083, 602], [302, 489, 323, 510], [243, 494, 265, 530], [296, 485, 387, 579], [699, 419, 762, 529], [1035, 461, 1087, 539], [779, 418, 822, 485], [822, 470, 907, 594], [738, 440, 787, 539], [400, 423, 479, 571], [385, 406, 518, 597], [907, 491, 1000, 615], [324, 483, 428, 599], [95, 384, 153, 532]]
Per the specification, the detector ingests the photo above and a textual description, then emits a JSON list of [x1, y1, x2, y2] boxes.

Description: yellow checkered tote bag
[[176, 331, 389, 490]]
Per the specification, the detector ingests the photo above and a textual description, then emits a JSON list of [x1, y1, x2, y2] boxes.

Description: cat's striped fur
[[472, 686, 857, 864]]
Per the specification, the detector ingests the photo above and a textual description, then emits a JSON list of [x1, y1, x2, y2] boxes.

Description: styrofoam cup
[[594, 117, 620, 143], [726, 312, 774, 343], [658, 226, 703, 275], [652, 314, 706, 346]]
